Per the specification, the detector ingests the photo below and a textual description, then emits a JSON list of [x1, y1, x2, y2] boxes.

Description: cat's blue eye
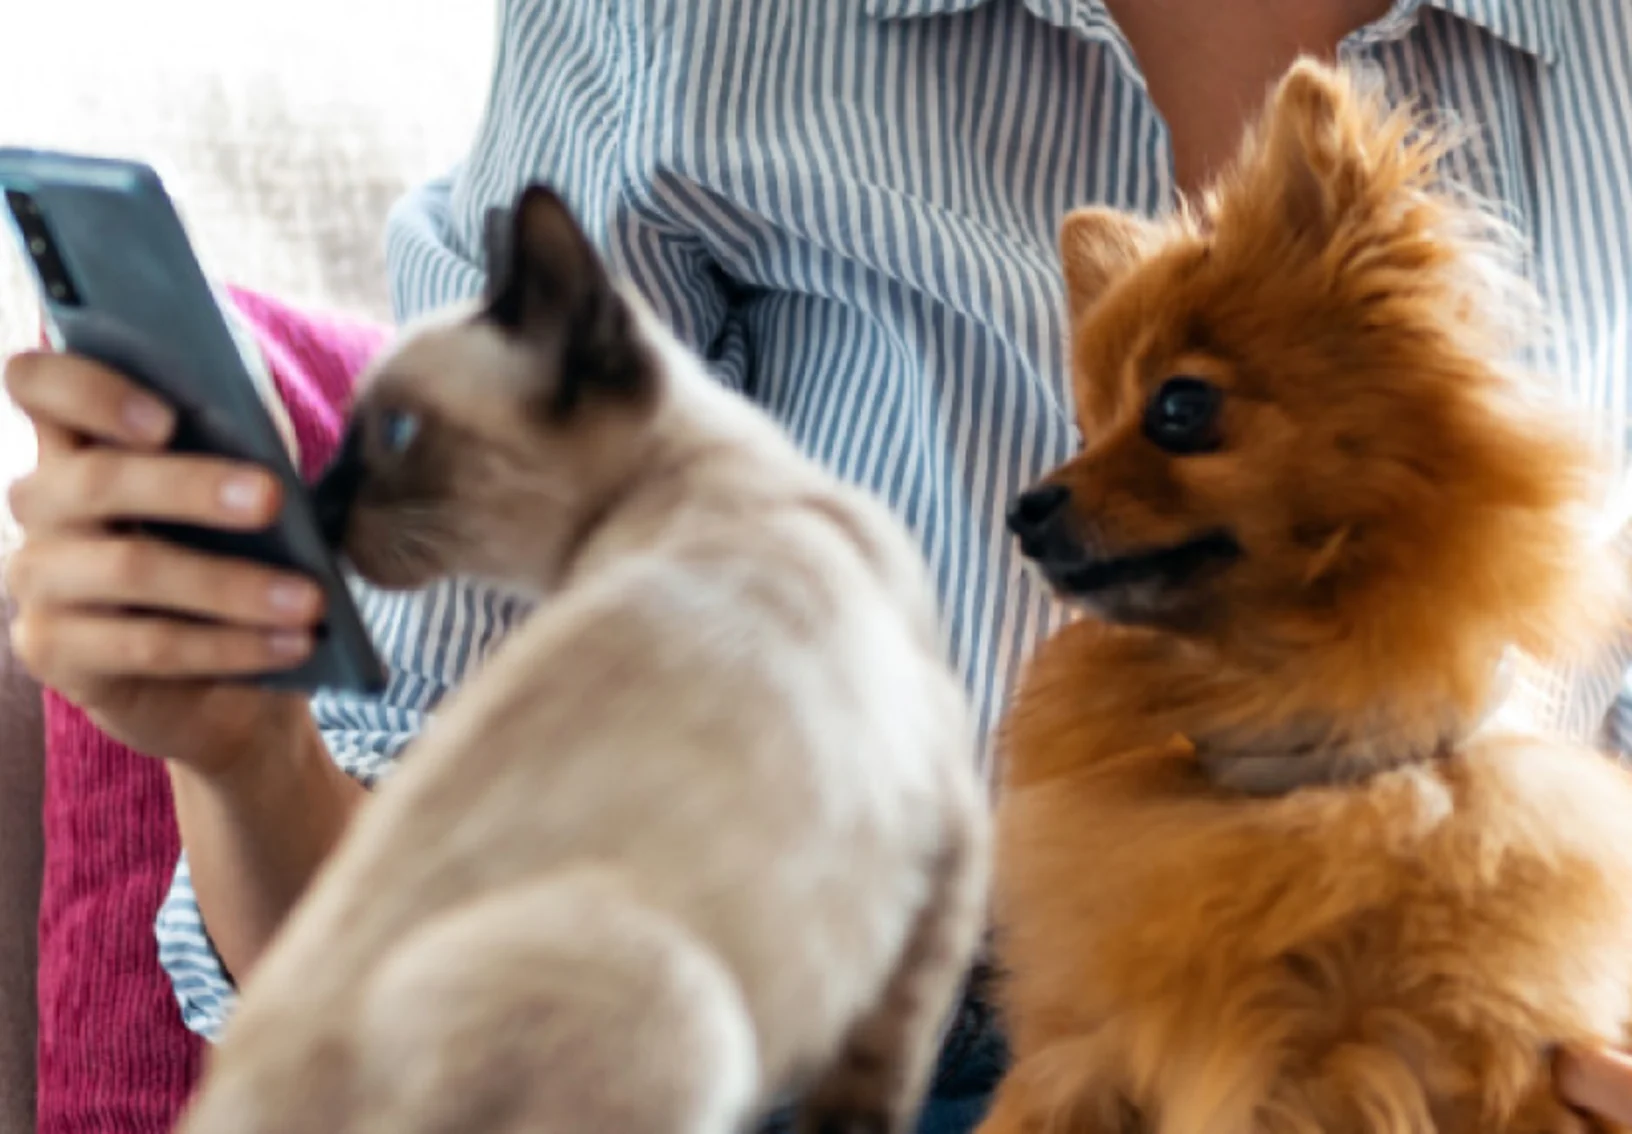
[[379, 408, 421, 456]]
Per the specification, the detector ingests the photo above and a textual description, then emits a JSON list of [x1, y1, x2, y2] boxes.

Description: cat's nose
[[312, 426, 365, 549]]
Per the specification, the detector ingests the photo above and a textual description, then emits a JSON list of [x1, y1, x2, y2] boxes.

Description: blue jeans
[[762, 965, 1008, 1133], [914, 992, 1006, 1133]]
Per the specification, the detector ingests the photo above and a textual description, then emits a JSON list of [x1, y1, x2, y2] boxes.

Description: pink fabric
[[36, 291, 388, 1134]]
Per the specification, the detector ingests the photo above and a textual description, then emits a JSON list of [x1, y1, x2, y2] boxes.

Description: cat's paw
[[792, 1081, 911, 1133], [792, 1047, 911, 1134], [796, 1114, 894, 1134]]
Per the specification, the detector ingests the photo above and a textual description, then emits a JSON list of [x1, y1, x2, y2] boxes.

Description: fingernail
[[220, 474, 268, 514], [123, 397, 172, 441], [268, 631, 309, 658], [268, 581, 317, 617]]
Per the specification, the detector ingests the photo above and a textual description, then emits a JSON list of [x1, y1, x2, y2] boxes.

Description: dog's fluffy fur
[[174, 187, 990, 1134], [979, 61, 1632, 1134]]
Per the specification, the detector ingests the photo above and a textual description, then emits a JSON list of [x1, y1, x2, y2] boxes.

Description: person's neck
[[1102, 0, 1394, 195], [1105, 0, 1394, 43]]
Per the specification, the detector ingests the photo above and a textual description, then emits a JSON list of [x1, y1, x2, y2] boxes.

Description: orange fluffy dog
[[981, 59, 1632, 1134]]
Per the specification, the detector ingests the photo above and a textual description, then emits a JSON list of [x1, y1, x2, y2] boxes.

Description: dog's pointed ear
[[481, 184, 649, 415], [1262, 60, 1368, 239], [1059, 206, 1162, 321], [1223, 59, 1407, 246]]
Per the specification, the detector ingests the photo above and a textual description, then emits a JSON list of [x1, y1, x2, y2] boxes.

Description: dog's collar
[[1191, 653, 1514, 798], [1194, 724, 1456, 797]]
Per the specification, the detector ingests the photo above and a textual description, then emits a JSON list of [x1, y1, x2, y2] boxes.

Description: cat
[[174, 184, 991, 1134]]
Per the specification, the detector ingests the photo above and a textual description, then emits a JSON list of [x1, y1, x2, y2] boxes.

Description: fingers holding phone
[[2, 150, 385, 699], [6, 348, 176, 452], [3, 350, 324, 770]]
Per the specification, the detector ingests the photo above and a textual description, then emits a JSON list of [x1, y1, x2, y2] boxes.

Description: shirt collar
[[861, 0, 1560, 65], [861, 0, 1121, 43], [1387, 1, 1560, 64]]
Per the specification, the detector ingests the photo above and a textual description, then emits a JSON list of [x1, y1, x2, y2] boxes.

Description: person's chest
[[622, 0, 1631, 459]]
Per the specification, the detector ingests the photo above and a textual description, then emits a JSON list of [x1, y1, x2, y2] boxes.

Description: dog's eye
[[1143, 377, 1222, 455], [377, 408, 421, 457]]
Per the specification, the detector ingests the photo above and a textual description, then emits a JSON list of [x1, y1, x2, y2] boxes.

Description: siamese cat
[[174, 184, 991, 1134]]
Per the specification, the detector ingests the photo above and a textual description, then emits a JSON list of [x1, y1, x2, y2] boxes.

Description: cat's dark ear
[[480, 202, 519, 309], [480, 184, 649, 416]]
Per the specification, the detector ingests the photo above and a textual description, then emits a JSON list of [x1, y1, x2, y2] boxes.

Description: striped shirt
[[160, 0, 1632, 1043]]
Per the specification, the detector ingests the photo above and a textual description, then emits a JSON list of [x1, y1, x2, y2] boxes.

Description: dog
[[979, 59, 1632, 1134], [173, 184, 990, 1134]]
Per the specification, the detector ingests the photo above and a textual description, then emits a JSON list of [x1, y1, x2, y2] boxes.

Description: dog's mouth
[[1037, 530, 1242, 598]]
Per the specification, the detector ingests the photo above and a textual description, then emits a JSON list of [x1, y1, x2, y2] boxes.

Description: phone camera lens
[[6, 189, 81, 307], [4, 188, 35, 220]]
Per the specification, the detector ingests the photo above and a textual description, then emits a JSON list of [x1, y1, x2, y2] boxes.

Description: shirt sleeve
[[1593, 510, 1632, 756], [153, 685, 415, 1043], [156, 575, 537, 1038], [158, 0, 749, 1042]]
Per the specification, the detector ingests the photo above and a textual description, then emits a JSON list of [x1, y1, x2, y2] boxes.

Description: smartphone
[[0, 147, 387, 695]]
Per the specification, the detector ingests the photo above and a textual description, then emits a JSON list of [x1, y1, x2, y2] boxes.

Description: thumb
[[1556, 1044, 1632, 1124]]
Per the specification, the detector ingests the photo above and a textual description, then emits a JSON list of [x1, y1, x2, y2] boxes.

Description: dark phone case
[[0, 147, 386, 695]]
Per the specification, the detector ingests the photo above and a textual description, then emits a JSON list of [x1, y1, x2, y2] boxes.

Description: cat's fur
[[174, 186, 990, 1134], [977, 61, 1632, 1134]]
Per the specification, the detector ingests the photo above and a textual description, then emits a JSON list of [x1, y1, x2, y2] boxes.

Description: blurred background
[[0, 0, 497, 540]]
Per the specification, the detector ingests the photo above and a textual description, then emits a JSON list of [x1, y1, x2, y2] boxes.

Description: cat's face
[[311, 185, 658, 592]]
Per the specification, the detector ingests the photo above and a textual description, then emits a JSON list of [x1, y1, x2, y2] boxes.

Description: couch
[[0, 594, 43, 1134], [0, 7, 490, 1128]]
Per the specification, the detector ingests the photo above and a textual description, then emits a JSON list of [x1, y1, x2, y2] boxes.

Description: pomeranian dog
[[979, 59, 1632, 1134], [174, 185, 990, 1134]]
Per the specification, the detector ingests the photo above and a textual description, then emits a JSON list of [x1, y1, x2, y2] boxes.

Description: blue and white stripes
[[159, 0, 1632, 1040]]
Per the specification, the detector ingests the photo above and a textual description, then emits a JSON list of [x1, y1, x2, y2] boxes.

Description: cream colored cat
[[174, 185, 991, 1134]]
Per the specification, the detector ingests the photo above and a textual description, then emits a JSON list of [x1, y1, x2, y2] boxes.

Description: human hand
[[3, 350, 325, 774], [1556, 1044, 1632, 1126]]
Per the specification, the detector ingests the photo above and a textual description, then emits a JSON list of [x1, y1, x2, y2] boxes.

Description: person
[[6, 0, 1632, 1128]]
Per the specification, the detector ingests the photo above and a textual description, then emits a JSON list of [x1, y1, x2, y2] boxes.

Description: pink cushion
[[36, 290, 388, 1134]]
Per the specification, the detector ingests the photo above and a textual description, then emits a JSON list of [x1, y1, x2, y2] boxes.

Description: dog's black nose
[[1006, 483, 1072, 543]]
